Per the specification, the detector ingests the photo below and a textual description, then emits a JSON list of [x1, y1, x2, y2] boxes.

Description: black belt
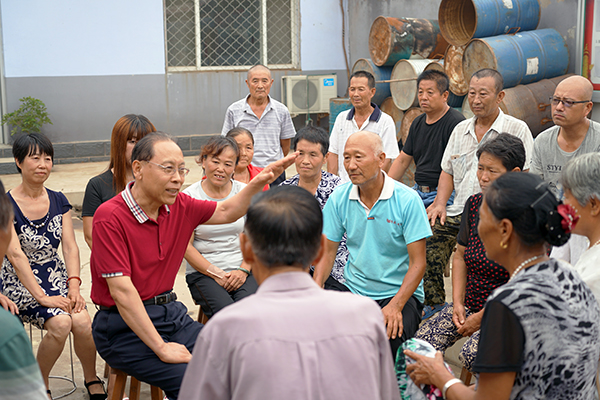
[[97, 291, 177, 311], [417, 185, 436, 193]]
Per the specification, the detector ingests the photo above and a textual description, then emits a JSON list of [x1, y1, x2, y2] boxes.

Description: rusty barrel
[[329, 98, 352, 134], [391, 60, 436, 110], [380, 97, 405, 142], [352, 58, 392, 105], [369, 17, 448, 67], [399, 107, 425, 146], [439, 0, 541, 47], [463, 28, 569, 89], [500, 74, 572, 137], [445, 45, 468, 95]]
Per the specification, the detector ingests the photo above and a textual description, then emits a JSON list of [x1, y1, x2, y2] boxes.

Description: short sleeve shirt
[[221, 95, 296, 167], [90, 182, 217, 307], [456, 193, 509, 312], [441, 110, 534, 216], [329, 104, 400, 183], [82, 170, 116, 217], [322, 173, 432, 301]]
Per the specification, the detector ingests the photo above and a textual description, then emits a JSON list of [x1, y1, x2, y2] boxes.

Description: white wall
[[300, 0, 346, 71], [1, 0, 165, 77]]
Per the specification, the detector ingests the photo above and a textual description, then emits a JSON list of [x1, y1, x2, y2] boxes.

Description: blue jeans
[[412, 184, 455, 209]]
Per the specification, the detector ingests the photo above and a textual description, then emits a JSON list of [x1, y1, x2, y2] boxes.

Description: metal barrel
[[380, 97, 405, 142], [329, 98, 353, 134], [399, 107, 424, 146], [439, 0, 541, 47], [462, 96, 474, 119], [369, 17, 448, 67], [445, 45, 468, 95], [500, 74, 572, 137], [352, 58, 393, 105], [391, 59, 436, 110], [462, 29, 569, 89]]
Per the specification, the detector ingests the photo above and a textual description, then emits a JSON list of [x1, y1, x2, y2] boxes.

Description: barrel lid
[[424, 60, 444, 72], [462, 96, 474, 119], [399, 107, 424, 145], [462, 39, 497, 87], [380, 97, 405, 141], [445, 45, 468, 96], [391, 60, 432, 110], [438, 0, 477, 46], [369, 17, 393, 67], [352, 58, 374, 75]]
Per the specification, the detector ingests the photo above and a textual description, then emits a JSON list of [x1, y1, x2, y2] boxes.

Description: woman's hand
[[457, 310, 483, 337], [405, 350, 454, 387], [67, 290, 86, 314], [223, 270, 247, 292], [38, 295, 71, 312], [452, 302, 467, 330], [0, 294, 19, 315]]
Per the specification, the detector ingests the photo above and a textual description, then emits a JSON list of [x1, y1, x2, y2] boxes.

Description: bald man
[[530, 75, 600, 264], [314, 131, 432, 357], [222, 64, 296, 186]]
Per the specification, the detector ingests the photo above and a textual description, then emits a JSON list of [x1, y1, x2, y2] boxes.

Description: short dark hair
[[291, 125, 329, 156], [484, 172, 570, 247], [225, 127, 254, 145], [245, 186, 323, 268], [131, 131, 176, 163], [471, 68, 504, 94], [477, 133, 526, 171], [417, 70, 449, 95], [350, 70, 376, 89], [197, 135, 239, 166], [12, 133, 54, 174], [0, 180, 13, 232]]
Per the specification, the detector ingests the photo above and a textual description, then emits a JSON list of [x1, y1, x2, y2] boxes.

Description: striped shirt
[[441, 110, 533, 217], [221, 95, 296, 167]]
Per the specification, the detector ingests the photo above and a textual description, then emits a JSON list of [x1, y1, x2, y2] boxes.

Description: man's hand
[[426, 202, 447, 226], [457, 312, 482, 337], [0, 294, 18, 315], [67, 291, 86, 314], [223, 270, 247, 292], [452, 303, 467, 330], [39, 295, 71, 312], [255, 152, 298, 186], [157, 342, 192, 364], [381, 302, 403, 340]]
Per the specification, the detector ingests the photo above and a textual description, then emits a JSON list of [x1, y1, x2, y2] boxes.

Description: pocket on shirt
[[450, 154, 468, 184]]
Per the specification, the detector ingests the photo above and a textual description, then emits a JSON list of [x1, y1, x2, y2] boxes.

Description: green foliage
[[1, 96, 52, 135]]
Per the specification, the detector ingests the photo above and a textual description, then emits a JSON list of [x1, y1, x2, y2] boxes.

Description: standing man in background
[[388, 69, 465, 208], [222, 64, 296, 186], [328, 71, 399, 183]]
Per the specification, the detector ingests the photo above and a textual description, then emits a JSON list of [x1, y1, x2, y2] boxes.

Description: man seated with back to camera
[[180, 186, 399, 400]]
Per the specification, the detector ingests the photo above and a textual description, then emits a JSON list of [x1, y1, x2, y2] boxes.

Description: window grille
[[165, 0, 300, 71]]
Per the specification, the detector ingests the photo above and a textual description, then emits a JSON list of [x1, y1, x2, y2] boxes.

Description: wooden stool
[[460, 367, 473, 385], [197, 306, 209, 324], [110, 367, 163, 400]]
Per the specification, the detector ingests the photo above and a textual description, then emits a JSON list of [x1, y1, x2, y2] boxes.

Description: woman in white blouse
[[183, 136, 258, 318]]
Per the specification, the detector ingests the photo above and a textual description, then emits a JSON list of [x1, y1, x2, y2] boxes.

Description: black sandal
[[84, 377, 107, 400]]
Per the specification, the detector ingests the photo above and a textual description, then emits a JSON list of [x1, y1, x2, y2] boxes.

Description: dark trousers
[[328, 283, 423, 359], [92, 301, 202, 400], [186, 271, 258, 318]]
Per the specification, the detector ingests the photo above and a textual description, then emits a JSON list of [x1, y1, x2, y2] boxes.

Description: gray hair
[[561, 152, 600, 206]]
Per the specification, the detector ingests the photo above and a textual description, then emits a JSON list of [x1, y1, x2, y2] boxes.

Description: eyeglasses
[[549, 97, 591, 108], [145, 161, 190, 177]]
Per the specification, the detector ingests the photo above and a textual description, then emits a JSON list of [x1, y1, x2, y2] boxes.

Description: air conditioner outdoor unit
[[282, 74, 337, 115]]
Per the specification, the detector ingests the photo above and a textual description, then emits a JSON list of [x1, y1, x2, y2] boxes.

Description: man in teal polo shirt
[[314, 131, 431, 357]]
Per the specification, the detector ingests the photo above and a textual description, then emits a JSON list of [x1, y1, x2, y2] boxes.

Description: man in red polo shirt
[[90, 132, 295, 400]]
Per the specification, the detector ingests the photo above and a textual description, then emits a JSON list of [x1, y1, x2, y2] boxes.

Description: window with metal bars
[[165, 0, 300, 71]]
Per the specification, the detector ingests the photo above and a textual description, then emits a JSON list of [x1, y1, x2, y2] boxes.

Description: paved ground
[[1, 160, 465, 400]]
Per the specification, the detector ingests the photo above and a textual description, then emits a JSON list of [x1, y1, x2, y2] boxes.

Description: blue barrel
[[462, 29, 569, 89], [329, 98, 352, 134], [439, 0, 540, 46], [448, 92, 466, 108], [352, 58, 392, 105]]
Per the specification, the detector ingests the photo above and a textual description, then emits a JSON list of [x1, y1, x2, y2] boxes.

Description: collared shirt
[[221, 95, 296, 167], [179, 272, 400, 400], [330, 103, 400, 183], [280, 170, 348, 283], [90, 182, 217, 307], [441, 110, 533, 217], [322, 172, 432, 301]]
